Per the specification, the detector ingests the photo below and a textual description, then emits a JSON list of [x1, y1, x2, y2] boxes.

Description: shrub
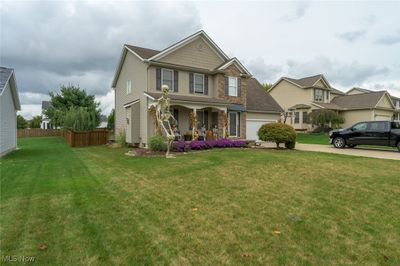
[[148, 135, 167, 151], [285, 141, 296, 149], [116, 130, 126, 147], [172, 139, 247, 152], [257, 123, 296, 148]]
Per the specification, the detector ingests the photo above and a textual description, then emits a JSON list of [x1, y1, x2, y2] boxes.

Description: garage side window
[[126, 80, 132, 95]]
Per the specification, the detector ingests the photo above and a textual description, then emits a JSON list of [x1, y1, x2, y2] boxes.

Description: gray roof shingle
[[0, 67, 13, 93], [284, 74, 323, 87], [125, 45, 160, 59], [331, 91, 387, 109], [246, 78, 283, 113]]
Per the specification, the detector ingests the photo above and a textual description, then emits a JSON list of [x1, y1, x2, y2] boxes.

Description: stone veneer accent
[[216, 64, 248, 139]]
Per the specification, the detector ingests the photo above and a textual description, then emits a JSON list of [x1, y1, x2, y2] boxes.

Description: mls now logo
[[2, 255, 36, 263]]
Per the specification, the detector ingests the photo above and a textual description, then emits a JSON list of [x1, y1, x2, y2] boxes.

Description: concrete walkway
[[260, 142, 400, 160]]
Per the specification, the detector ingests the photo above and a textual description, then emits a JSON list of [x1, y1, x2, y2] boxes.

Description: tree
[[257, 123, 296, 149], [17, 115, 28, 129], [262, 83, 273, 92], [28, 115, 42, 128], [45, 85, 101, 128], [63, 107, 97, 132], [308, 110, 345, 129], [107, 109, 115, 130]]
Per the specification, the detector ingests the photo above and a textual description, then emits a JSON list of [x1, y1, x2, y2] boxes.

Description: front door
[[347, 122, 368, 145], [229, 112, 239, 137]]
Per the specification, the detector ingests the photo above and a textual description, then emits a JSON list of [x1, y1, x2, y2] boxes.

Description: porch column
[[192, 108, 197, 140]]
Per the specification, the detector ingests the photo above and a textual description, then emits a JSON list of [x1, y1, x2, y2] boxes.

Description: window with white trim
[[194, 73, 204, 94], [161, 69, 173, 90], [228, 77, 238, 96], [314, 89, 323, 102], [126, 80, 132, 95]]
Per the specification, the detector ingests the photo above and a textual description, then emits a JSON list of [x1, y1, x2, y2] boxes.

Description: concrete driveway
[[259, 142, 400, 160], [295, 143, 400, 160]]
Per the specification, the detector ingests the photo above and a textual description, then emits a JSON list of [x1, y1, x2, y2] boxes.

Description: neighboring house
[[0, 67, 21, 156], [112, 30, 282, 145], [346, 87, 400, 121], [269, 74, 396, 129], [41, 100, 52, 129]]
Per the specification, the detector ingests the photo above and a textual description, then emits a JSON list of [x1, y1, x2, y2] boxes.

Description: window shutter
[[204, 75, 208, 95], [204, 110, 209, 129], [224, 76, 229, 96], [237, 77, 241, 97], [174, 70, 178, 92], [189, 73, 194, 94], [156, 68, 161, 91]]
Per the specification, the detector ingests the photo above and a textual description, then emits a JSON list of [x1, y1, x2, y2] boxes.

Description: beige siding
[[0, 83, 17, 156], [114, 51, 148, 143], [341, 110, 373, 128], [148, 66, 215, 97], [270, 80, 312, 110], [159, 37, 224, 70], [314, 79, 327, 88], [376, 94, 394, 109]]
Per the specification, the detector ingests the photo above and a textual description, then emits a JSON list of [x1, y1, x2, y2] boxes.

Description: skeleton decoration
[[152, 85, 176, 158]]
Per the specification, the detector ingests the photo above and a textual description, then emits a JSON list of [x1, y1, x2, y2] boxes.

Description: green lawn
[[296, 133, 331, 145], [1, 137, 399, 265]]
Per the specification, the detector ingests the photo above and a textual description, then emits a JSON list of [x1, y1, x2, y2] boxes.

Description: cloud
[[286, 56, 389, 86], [2, 1, 202, 100], [280, 2, 309, 22], [363, 81, 400, 97], [375, 30, 400, 45], [337, 29, 367, 42], [246, 57, 282, 83]]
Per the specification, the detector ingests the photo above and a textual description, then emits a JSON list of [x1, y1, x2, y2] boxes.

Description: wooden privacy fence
[[17, 129, 61, 138], [63, 129, 109, 147]]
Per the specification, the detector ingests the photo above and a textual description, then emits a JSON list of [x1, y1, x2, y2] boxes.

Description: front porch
[[146, 93, 245, 141]]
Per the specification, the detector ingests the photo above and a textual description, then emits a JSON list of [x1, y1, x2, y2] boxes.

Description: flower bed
[[173, 139, 247, 152]]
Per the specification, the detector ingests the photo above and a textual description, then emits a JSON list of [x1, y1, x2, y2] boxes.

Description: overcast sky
[[1, 1, 399, 119]]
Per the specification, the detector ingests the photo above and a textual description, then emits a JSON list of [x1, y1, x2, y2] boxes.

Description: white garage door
[[246, 119, 275, 140], [375, 115, 391, 121]]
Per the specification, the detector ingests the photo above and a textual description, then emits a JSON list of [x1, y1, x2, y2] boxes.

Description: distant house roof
[[330, 87, 345, 95], [246, 78, 283, 113], [346, 87, 374, 94], [284, 74, 323, 87], [42, 101, 52, 111], [0, 67, 20, 110], [125, 45, 160, 59], [289, 104, 312, 110], [331, 91, 389, 109]]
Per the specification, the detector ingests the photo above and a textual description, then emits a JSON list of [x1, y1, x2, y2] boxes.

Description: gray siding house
[[0, 67, 21, 156]]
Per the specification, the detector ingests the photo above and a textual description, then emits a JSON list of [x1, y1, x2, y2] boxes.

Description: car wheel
[[348, 144, 357, 148], [333, 137, 346, 149]]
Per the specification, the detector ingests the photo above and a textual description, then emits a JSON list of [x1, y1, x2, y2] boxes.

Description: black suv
[[329, 121, 400, 151]]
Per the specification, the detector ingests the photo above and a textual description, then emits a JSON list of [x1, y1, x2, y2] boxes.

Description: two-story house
[[112, 31, 283, 146], [269, 74, 397, 129]]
